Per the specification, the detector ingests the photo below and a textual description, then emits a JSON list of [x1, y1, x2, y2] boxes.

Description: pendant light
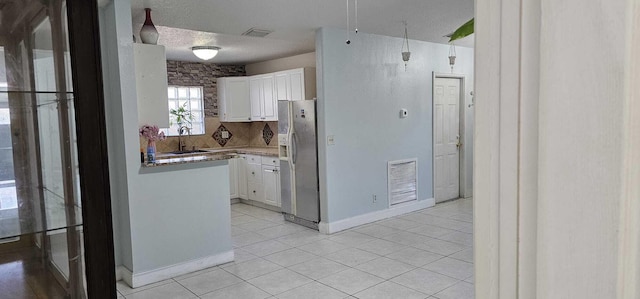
[[448, 43, 457, 73], [401, 22, 411, 71], [191, 46, 221, 61]]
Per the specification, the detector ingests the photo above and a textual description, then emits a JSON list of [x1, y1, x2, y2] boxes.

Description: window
[[166, 86, 205, 136]]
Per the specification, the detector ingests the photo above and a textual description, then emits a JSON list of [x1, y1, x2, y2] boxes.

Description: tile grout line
[[122, 200, 474, 298]]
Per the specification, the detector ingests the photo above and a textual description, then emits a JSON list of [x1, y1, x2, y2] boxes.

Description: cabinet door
[[262, 75, 277, 121], [249, 77, 263, 120], [237, 156, 248, 199], [275, 167, 281, 207], [134, 44, 170, 127], [228, 158, 238, 199], [274, 72, 289, 101], [220, 77, 251, 122], [262, 166, 280, 207], [289, 69, 304, 101]]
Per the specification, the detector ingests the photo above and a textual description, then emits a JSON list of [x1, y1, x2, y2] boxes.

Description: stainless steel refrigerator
[[278, 100, 319, 230]]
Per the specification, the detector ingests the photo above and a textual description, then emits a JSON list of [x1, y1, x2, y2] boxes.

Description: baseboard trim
[[116, 265, 126, 281], [120, 250, 234, 288], [239, 198, 282, 212], [319, 198, 435, 234]]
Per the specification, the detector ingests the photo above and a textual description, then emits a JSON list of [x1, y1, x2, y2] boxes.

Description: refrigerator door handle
[[291, 131, 298, 165]]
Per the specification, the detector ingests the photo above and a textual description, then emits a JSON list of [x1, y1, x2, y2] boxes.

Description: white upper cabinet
[[220, 68, 315, 123], [274, 72, 290, 102], [134, 44, 170, 127], [262, 75, 276, 120], [218, 77, 251, 122], [273, 68, 316, 101], [249, 74, 277, 121], [249, 76, 262, 120]]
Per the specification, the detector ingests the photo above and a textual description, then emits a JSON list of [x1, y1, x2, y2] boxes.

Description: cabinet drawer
[[261, 156, 279, 166], [248, 182, 264, 202], [246, 154, 261, 165], [247, 164, 263, 182]]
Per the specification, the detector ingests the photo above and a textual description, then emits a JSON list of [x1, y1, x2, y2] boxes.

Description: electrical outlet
[[372, 194, 377, 203], [221, 130, 229, 139]]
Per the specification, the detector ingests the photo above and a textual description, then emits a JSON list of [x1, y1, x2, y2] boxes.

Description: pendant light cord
[[346, 0, 350, 44], [355, 0, 358, 34], [403, 22, 410, 52]]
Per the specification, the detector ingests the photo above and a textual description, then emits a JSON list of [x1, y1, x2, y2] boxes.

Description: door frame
[[432, 72, 468, 201]]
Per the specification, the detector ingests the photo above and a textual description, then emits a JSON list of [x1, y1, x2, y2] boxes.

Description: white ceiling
[[130, 0, 474, 65]]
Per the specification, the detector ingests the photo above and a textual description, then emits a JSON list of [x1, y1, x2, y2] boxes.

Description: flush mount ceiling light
[[191, 46, 220, 60]]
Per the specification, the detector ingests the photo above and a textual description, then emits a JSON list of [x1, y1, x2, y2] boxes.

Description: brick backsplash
[[165, 60, 245, 117]]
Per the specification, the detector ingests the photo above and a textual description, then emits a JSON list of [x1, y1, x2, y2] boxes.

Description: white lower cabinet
[[229, 158, 238, 199], [247, 157, 265, 202], [229, 154, 280, 207], [262, 165, 280, 207], [237, 155, 248, 199]]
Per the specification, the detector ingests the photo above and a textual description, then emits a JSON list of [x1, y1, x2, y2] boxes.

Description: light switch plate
[[327, 135, 335, 145]]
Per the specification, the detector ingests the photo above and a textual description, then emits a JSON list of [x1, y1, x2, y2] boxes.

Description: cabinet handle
[[272, 160, 276, 163], [253, 190, 256, 193], [252, 171, 255, 175]]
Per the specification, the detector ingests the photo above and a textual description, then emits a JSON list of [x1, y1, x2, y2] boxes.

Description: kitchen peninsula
[[124, 150, 234, 288]]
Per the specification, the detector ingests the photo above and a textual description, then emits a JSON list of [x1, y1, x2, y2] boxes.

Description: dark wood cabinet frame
[[66, 1, 117, 297]]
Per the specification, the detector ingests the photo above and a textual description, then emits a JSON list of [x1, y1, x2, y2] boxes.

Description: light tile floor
[[117, 198, 474, 299]]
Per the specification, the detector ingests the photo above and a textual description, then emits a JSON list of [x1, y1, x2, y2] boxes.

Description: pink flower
[[139, 124, 167, 142]]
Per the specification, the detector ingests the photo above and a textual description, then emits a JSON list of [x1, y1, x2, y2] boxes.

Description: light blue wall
[[100, 0, 136, 269], [132, 162, 232, 272], [316, 27, 474, 223], [99, 0, 233, 277]]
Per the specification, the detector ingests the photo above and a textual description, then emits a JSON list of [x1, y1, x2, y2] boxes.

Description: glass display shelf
[[0, 185, 82, 241]]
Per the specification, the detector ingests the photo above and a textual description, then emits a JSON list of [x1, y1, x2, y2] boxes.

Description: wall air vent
[[241, 28, 273, 38], [388, 159, 418, 206]]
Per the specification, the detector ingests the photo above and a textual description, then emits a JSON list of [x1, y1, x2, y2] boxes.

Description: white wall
[[245, 52, 316, 75], [316, 27, 473, 224], [537, 0, 626, 297], [474, 0, 640, 297]]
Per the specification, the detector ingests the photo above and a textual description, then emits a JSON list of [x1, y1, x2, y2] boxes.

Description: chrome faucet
[[177, 126, 191, 152]]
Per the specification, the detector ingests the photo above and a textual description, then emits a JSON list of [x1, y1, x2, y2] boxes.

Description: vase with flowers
[[139, 124, 166, 163]]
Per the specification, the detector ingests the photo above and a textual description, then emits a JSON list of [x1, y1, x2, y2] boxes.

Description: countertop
[[142, 147, 279, 168]]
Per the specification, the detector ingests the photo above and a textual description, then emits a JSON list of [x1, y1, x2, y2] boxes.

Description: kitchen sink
[[167, 149, 209, 155]]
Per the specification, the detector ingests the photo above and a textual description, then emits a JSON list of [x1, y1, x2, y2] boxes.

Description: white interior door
[[434, 77, 461, 202]]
